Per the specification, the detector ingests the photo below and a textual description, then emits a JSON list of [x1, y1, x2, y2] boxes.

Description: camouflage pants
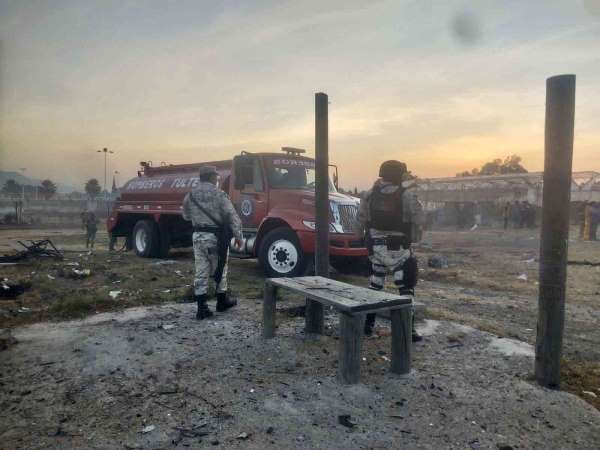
[[192, 232, 228, 296], [368, 244, 412, 291], [86, 228, 97, 249]]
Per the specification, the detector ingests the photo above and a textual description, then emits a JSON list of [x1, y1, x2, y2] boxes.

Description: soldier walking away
[[82, 211, 98, 250], [182, 166, 243, 320], [356, 160, 423, 341]]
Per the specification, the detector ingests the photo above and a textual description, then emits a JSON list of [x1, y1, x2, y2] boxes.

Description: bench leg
[[263, 284, 278, 338], [305, 299, 324, 334], [390, 307, 412, 375], [338, 312, 364, 384]]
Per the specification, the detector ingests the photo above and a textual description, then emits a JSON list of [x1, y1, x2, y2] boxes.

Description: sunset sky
[[1, 0, 599, 191]]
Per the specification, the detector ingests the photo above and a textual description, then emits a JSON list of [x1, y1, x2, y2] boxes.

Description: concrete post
[[535, 74, 576, 388]]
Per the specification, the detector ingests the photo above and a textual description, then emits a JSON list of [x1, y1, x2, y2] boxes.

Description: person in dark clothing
[[503, 202, 510, 230]]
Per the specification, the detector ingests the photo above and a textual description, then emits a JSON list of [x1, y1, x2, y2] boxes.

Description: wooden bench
[[262, 276, 413, 384]]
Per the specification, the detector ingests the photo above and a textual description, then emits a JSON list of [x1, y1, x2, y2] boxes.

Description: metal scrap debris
[[0, 239, 63, 262]]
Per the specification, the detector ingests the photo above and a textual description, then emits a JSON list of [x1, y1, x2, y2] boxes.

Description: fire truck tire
[[132, 219, 160, 258], [258, 227, 306, 278]]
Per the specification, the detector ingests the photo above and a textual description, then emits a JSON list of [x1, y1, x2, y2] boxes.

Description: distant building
[[414, 171, 600, 210]]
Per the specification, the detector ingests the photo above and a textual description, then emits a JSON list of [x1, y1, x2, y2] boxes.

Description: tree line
[[1, 178, 103, 199], [456, 155, 528, 177]]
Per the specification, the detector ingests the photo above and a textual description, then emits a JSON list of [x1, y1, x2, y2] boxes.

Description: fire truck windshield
[[265, 157, 336, 192]]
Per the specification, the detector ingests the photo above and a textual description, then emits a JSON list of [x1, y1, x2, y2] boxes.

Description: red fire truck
[[107, 148, 367, 277]]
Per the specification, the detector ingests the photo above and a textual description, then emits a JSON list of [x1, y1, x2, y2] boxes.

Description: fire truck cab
[[108, 148, 367, 277]]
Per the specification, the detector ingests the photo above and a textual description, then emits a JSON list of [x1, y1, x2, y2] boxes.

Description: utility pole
[[535, 74, 576, 388], [306, 92, 329, 335]]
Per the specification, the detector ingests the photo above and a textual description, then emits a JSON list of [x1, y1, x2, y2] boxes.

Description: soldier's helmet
[[198, 165, 218, 177], [379, 160, 407, 184]]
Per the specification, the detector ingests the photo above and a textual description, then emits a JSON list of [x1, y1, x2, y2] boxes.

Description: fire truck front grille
[[338, 204, 358, 233]]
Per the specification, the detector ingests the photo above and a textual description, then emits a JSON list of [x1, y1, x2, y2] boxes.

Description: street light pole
[[97, 148, 114, 215], [19, 168, 26, 201]]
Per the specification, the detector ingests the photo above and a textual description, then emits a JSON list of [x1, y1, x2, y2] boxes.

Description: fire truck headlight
[[302, 220, 337, 233]]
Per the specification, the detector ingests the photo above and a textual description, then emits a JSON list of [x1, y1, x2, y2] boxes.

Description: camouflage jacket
[[182, 182, 243, 240], [356, 180, 423, 239], [82, 212, 98, 230]]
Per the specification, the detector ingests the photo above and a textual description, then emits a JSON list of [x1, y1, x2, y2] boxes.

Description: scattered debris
[[154, 260, 177, 266], [568, 260, 600, 267], [0, 279, 31, 299], [428, 256, 448, 269], [338, 414, 355, 428], [0, 239, 63, 263], [161, 324, 176, 331], [109, 291, 122, 300], [516, 274, 528, 281], [173, 424, 209, 438], [236, 432, 251, 440], [582, 391, 597, 399], [47, 274, 56, 280], [141, 425, 155, 433], [63, 268, 92, 279]]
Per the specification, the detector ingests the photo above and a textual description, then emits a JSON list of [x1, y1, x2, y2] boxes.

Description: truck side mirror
[[329, 164, 339, 190]]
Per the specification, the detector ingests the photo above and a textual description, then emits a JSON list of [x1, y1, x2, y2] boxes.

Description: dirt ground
[[1, 227, 600, 449]]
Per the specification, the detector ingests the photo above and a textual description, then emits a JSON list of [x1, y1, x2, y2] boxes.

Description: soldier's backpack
[[369, 184, 412, 240]]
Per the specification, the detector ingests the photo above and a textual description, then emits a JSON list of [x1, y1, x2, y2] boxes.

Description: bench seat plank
[[266, 276, 411, 313]]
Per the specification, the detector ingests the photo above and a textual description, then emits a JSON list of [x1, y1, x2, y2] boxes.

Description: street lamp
[[97, 148, 114, 217], [113, 170, 120, 192], [96, 148, 114, 195], [19, 168, 26, 201]]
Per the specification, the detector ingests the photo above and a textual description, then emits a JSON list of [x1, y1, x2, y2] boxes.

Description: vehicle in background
[[108, 148, 367, 277]]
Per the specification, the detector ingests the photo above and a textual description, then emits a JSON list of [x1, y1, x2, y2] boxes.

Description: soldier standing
[[82, 211, 98, 250], [356, 160, 423, 341], [182, 166, 243, 320]]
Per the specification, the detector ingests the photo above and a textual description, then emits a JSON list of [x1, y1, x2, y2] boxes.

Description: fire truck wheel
[[132, 219, 160, 258], [258, 227, 306, 278]]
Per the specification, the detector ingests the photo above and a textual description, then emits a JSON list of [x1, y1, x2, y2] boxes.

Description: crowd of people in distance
[[503, 200, 536, 230]]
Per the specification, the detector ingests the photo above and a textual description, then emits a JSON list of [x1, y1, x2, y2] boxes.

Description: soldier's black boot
[[195, 294, 213, 320], [398, 287, 422, 342], [216, 292, 237, 312], [364, 313, 376, 336]]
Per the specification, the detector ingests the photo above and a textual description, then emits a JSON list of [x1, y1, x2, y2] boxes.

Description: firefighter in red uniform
[[356, 160, 423, 340]]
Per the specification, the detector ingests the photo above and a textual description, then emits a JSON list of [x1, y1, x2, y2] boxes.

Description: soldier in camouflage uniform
[[182, 165, 243, 320], [356, 160, 423, 340], [81, 211, 98, 250]]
